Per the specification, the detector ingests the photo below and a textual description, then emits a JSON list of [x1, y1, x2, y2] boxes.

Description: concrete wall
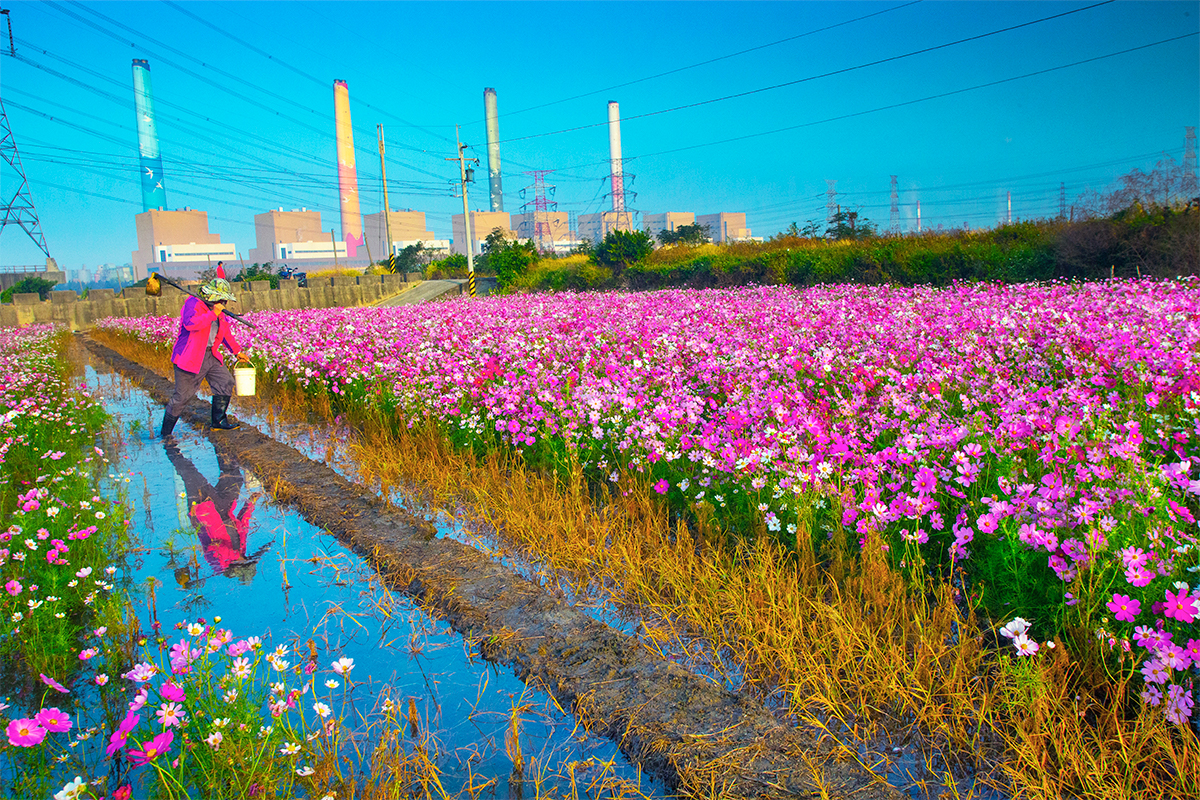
[[0, 273, 415, 331]]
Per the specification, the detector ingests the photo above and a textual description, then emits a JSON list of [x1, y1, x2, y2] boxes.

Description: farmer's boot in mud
[[210, 395, 240, 431], [161, 413, 178, 438]]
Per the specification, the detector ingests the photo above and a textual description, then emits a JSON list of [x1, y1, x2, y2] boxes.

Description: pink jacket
[[171, 296, 242, 373]]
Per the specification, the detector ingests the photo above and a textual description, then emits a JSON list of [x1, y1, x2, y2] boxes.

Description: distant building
[[643, 212, 696, 242], [363, 210, 441, 261], [247, 208, 339, 265], [131, 208, 234, 281], [696, 212, 754, 243], [576, 211, 632, 244], [451, 211, 512, 256], [509, 211, 572, 250]]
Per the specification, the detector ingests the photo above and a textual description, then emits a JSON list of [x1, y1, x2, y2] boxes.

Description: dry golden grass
[[92, 331, 1200, 799]]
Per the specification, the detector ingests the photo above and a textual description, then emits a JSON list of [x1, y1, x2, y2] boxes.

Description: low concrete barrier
[[0, 275, 418, 330]]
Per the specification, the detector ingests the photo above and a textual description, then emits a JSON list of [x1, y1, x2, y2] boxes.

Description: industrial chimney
[[484, 88, 503, 213], [131, 59, 167, 211], [608, 101, 624, 213], [332, 79, 363, 258]]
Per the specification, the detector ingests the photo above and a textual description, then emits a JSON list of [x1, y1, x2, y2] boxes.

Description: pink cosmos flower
[[34, 707, 71, 733], [127, 729, 174, 767], [6, 718, 47, 747], [155, 702, 185, 728], [1141, 685, 1163, 706], [160, 682, 186, 704], [1140, 658, 1170, 685], [39, 673, 69, 693], [4, 579, 20, 596], [653, 479, 669, 494], [1162, 588, 1198, 624], [1106, 593, 1141, 623]]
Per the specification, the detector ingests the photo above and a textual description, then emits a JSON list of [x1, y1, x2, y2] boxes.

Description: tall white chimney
[[608, 101, 624, 213]]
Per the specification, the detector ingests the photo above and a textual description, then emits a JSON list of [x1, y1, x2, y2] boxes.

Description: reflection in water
[[162, 439, 268, 585]]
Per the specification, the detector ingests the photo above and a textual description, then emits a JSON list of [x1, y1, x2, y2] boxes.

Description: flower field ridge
[[97, 279, 1200, 727]]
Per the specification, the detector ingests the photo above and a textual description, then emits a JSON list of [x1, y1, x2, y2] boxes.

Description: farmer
[[161, 276, 251, 437]]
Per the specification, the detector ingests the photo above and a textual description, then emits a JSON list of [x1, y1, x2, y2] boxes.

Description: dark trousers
[[166, 350, 234, 417]]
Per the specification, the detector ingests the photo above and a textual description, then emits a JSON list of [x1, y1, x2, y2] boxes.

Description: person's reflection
[[163, 440, 264, 585]]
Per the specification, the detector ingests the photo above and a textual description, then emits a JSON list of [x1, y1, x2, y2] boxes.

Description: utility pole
[[448, 125, 478, 297], [378, 124, 395, 273]]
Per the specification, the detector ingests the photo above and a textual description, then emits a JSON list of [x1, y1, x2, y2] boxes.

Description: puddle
[[80, 354, 665, 797]]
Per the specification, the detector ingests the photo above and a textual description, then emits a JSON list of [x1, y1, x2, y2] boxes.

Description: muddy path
[[83, 335, 901, 800]]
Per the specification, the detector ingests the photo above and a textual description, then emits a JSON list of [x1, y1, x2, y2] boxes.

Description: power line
[[467, 0, 925, 126], [495, 1, 1117, 145]]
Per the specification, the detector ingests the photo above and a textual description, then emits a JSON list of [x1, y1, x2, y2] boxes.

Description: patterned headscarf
[[198, 278, 236, 304]]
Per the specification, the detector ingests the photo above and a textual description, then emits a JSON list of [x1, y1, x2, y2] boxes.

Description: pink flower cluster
[[99, 279, 1200, 721]]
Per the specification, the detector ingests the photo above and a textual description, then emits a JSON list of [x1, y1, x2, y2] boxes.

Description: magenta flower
[[1162, 588, 1198, 624], [1140, 658, 1170, 685], [911, 467, 937, 496], [4, 579, 20, 596], [653, 479, 669, 494], [127, 729, 174, 767], [975, 513, 998, 534], [6, 718, 47, 747], [34, 708, 71, 733], [160, 682, 186, 704], [1106, 593, 1141, 623], [39, 673, 69, 693]]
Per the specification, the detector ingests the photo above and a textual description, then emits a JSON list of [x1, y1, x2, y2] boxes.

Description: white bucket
[[233, 364, 257, 397]]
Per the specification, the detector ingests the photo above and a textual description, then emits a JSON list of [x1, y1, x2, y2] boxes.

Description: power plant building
[[510, 211, 573, 248], [696, 212, 754, 243], [451, 211, 512, 256], [248, 208, 343, 264], [643, 212, 696, 241], [363, 210, 446, 260], [131, 208, 234, 281], [576, 211, 632, 244]]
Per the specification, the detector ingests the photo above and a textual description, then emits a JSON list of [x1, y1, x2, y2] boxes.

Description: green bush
[[1, 276, 58, 304]]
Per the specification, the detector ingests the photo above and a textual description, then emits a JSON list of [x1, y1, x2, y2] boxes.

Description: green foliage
[[426, 253, 469, 279], [392, 242, 428, 274], [1, 276, 58, 304], [230, 262, 280, 289], [595, 229, 653, 278], [657, 223, 711, 246], [825, 209, 878, 241], [482, 231, 539, 291]]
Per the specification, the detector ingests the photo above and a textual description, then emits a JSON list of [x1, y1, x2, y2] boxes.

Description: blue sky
[[2, 0, 1197, 271]]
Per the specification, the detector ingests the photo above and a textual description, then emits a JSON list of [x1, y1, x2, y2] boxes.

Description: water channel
[[81, 349, 665, 798]]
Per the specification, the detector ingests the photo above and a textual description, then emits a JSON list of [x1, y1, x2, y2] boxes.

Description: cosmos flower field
[[97, 280, 1199, 728]]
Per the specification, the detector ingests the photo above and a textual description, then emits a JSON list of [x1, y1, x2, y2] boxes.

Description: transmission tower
[[825, 180, 838, 224], [520, 170, 558, 252], [0, 97, 51, 260], [1184, 126, 1198, 197], [1059, 182, 1067, 220], [889, 175, 899, 234]]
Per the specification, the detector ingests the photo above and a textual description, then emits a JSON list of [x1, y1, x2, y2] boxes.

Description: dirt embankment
[[83, 335, 901, 800]]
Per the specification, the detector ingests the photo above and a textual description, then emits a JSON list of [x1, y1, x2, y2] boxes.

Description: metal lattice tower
[[825, 180, 838, 224], [0, 97, 51, 259], [520, 170, 558, 252], [889, 175, 899, 234], [1184, 126, 1198, 197]]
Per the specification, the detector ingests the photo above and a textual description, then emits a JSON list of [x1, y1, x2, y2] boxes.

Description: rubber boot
[[210, 395, 240, 430], [161, 412, 178, 438]]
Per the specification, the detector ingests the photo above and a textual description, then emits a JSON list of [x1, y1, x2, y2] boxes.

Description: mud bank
[[83, 335, 900, 800]]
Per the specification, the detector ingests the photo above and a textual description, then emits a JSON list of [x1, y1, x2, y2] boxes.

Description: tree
[[595, 229, 653, 277], [825, 209, 877, 241], [393, 243, 428, 274], [657, 223, 711, 246], [481, 230, 538, 291], [1, 276, 58, 304], [230, 261, 279, 288]]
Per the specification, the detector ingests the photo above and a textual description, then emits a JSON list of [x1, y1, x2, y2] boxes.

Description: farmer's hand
[[211, 301, 226, 316], [236, 352, 251, 364]]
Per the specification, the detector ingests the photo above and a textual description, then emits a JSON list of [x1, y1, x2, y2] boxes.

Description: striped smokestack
[[484, 88, 503, 213], [333, 79, 363, 258], [131, 59, 167, 211], [607, 101, 624, 213]]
